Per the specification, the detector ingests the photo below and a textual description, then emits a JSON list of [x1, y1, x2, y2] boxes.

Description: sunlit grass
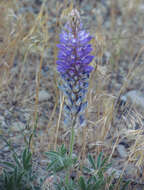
[[0, 0, 144, 189]]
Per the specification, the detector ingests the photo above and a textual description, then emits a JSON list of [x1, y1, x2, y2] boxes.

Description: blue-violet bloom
[[57, 9, 94, 127]]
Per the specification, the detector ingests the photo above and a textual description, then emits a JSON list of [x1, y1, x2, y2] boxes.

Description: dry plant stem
[[81, 125, 87, 166], [109, 132, 119, 162], [112, 46, 144, 123], [115, 135, 140, 189], [47, 78, 59, 150], [34, 53, 44, 123], [30, 52, 44, 152], [81, 77, 95, 166], [47, 6, 59, 150], [81, 98, 90, 167], [115, 45, 144, 102], [47, 46, 59, 149], [47, 92, 58, 150], [80, 69, 95, 166], [54, 94, 64, 150], [110, 0, 116, 31], [31, 0, 48, 152]]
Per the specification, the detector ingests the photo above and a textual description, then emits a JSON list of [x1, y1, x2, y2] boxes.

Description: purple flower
[[57, 28, 94, 74], [57, 9, 94, 126]]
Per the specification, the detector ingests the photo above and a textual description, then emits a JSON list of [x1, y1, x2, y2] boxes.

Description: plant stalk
[[69, 126, 75, 159], [65, 118, 76, 186]]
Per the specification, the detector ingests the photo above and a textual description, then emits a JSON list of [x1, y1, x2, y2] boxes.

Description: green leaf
[[12, 153, 21, 168], [97, 152, 103, 169], [83, 166, 91, 173], [45, 151, 61, 159], [88, 155, 96, 170], [22, 149, 27, 164], [47, 159, 58, 171], [17, 171, 25, 184], [25, 153, 32, 169], [22, 148, 32, 170], [0, 161, 16, 169], [78, 176, 86, 190], [59, 144, 67, 156], [14, 167, 18, 182]]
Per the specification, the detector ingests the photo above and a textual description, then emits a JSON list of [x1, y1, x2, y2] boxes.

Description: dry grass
[[0, 0, 144, 188]]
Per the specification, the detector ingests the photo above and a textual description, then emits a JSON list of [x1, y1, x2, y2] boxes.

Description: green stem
[[65, 119, 75, 186], [65, 171, 69, 186]]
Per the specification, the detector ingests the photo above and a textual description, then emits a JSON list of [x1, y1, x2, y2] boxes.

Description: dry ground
[[0, 0, 144, 189]]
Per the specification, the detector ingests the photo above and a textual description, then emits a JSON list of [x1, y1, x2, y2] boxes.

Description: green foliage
[[78, 153, 129, 190], [0, 142, 130, 190], [45, 144, 77, 173], [79, 153, 113, 190], [0, 135, 41, 190], [0, 147, 38, 190], [45, 148, 129, 190]]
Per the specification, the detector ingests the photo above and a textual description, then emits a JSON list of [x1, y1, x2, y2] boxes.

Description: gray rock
[[11, 122, 25, 132], [39, 90, 51, 102], [106, 167, 122, 179], [2, 146, 10, 152], [117, 144, 128, 158], [23, 112, 31, 121], [122, 90, 144, 113], [0, 115, 6, 125]]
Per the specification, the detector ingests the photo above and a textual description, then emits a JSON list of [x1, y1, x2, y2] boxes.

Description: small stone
[[123, 90, 144, 113], [2, 146, 9, 152], [125, 164, 138, 179], [11, 122, 25, 132], [106, 167, 122, 179], [41, 160, 48, 165], [39, 90, 51, 102], [23, 112, 30, 121], [117, 144, 128, 158]]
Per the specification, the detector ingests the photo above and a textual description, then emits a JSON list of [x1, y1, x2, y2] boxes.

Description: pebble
[[11, 122, 25, 132], [122, 90, 144, 113], [117, 144, 128, 158], [106, 167, 122, 179], [38, 90, 51, 102]]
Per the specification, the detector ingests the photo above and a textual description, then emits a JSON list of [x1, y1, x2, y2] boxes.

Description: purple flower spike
[[57, 9, 94, 126]]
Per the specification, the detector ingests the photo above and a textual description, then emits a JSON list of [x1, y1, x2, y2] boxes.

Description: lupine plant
[[57, 8, 93, 165], [45, 9, 130, 189], [56, 8, 94, 184]]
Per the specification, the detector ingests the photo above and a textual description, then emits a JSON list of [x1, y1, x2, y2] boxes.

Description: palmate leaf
[[0, 161, 16, 169], [78, 176, 87, 190], [12, 153, 22, 168], [45, 151, 62, 159], [47, 153, 76, 173], [47, 159, 59, 171], [45, 146, 76, 173], [59, 144, 67, 156], [46, 151, 65, 173], [17, 171, 25, 185], [22, 149, 32, 170], [88, 154, 96, 170], [97, 152, 103, 169], [83, 166, 91, 173], [55, 158, 75, 172], [22, 148, 27, 164]]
